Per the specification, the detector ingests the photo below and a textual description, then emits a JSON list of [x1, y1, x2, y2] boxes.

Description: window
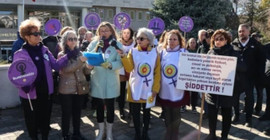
[[137, 11, 143, 20], [108, 9, 114, 19], [130, 11, 135, 19]]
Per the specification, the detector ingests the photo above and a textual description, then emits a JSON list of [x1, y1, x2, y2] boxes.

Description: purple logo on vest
[[178, 16, 194, 33], [8, 59, 37, 87], [148, 18, 165, 36], [137, 63, 152, 87], [114, 12, 131, 30], [162, 64, 178, 87], [44, 19, 62, 36], [84, 12, 101, 30]]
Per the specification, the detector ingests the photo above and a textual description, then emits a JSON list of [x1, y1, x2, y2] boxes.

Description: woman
[[205, 29, 233, 140], [186, 38, 199, 113], [158, 29, 189, 140], [58, 30, 91, 140], [118, 27, 135, 120], [120, 27, 161, 140], [12, 18, 77, 140], [86, 21, 123, 140]]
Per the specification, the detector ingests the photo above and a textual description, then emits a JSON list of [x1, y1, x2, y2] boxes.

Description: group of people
[[10, 17, 270, 140]]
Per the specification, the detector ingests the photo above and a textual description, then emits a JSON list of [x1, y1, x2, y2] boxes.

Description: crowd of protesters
[[9, 17, 270, 140]]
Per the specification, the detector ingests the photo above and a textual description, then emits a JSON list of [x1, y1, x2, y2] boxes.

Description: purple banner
[[8, 59, 37, 87], [113, 12, 131, 30], [148, 18, 165, 36], [44, 19, 62, 36], [84, 12, 101, 30], [178, 16, 194, 33]]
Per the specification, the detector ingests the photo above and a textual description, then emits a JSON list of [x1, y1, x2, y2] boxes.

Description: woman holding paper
[[205, 29, 233, 140], [58, 30, 90, 140], [158, 29, 189, 140], [11, 18, 77, 140], [119, 27, 161, 140], [86, 21, 123, 140]]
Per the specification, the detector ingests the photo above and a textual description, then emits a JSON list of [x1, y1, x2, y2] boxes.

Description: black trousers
[[233, 74, 254, 120], [254, 85, 263, 113], [190, 91, 198, 109], [264, 80, 270, 116], [118, 81, 127, 110], [131, 103, 150, 137], [207, 104, 232, 138], [60, 94, 84, 136], [163, 106, 181, 140], [21, 95, 51, 140], [96, 98, 115, 123]]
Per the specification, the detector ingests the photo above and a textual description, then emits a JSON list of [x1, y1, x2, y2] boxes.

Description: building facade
[[0, 0, 154, 40]]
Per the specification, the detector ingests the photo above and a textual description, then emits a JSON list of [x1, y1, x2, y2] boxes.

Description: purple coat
[[13, 45, 68, 99]]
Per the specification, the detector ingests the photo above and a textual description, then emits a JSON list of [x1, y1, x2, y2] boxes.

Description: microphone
[[110, 39, 121, 50], [97, 36, 105, 48]]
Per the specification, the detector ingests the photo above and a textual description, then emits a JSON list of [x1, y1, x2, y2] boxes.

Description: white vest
[[119, 42, 135, 75], [159, 48, 187, 101], [129, 48, 157, 101]]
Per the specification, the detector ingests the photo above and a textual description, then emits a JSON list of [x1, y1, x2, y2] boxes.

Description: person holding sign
[[158, 29, 189, 140], [86, 21, 123, 140], [11, 18, 77, 140], [119, 28, 161, 140], [205, 29, 234, 140], [57, 30, 91, 140]]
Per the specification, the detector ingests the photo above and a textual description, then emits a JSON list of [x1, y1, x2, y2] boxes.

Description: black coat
[[231, 37, 265, 86], [197, 40, 210, 54], [263, 43, 270, 87], [205, 44, 235, 108]]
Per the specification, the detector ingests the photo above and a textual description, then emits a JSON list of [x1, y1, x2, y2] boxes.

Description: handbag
[[74, 73, 90, 95]]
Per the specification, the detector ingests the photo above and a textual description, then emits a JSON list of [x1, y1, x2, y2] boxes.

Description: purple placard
[[148, 18, 165, 36], [44, 19, 62, 36], [8, 59, 37, 87], [84, 12, 101, 30], [113, 12, 131, 30], [178, 16, 194, 32]]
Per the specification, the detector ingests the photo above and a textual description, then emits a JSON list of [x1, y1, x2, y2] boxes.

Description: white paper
[[146, 92, 156, 109]]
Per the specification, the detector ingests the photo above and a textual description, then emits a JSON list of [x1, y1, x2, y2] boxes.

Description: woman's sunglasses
[[68, 37, 78, 42], [136, 37, 147, 41], [29, 32, 41, 37], [214, 37, 225, 42]]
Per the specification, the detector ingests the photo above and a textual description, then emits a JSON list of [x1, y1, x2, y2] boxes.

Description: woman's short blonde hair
[[19, 18, 41, 41]]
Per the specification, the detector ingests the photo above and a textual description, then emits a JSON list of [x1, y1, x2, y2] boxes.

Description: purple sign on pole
[[148, 18, 165, 36], [113, 12, 131, 30], [178, 16, 194, 32], [84, 12, 101, 30], [8, 59, 37, 87], [44, 19, 62, 36]]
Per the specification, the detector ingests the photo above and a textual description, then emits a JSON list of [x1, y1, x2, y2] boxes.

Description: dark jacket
[[42, 36, 61, 59], [205, 44, 235, 108], [231, 37, 265, 86], [11, 32, 25, 62], [197, 40, 210, 54], [263, 43, 270, 87]]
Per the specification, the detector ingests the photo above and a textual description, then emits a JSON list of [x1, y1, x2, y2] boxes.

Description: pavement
[[0, 93, 270, 140]]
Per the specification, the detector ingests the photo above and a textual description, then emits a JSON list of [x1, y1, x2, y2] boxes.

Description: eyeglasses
[[214, 37, 225, 42], [169, 38, 178, 41], [136, 37, 147, 41], [100, 30, 111, 33], [29, 32, 41, 37], [68, 37, 78, 42]]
